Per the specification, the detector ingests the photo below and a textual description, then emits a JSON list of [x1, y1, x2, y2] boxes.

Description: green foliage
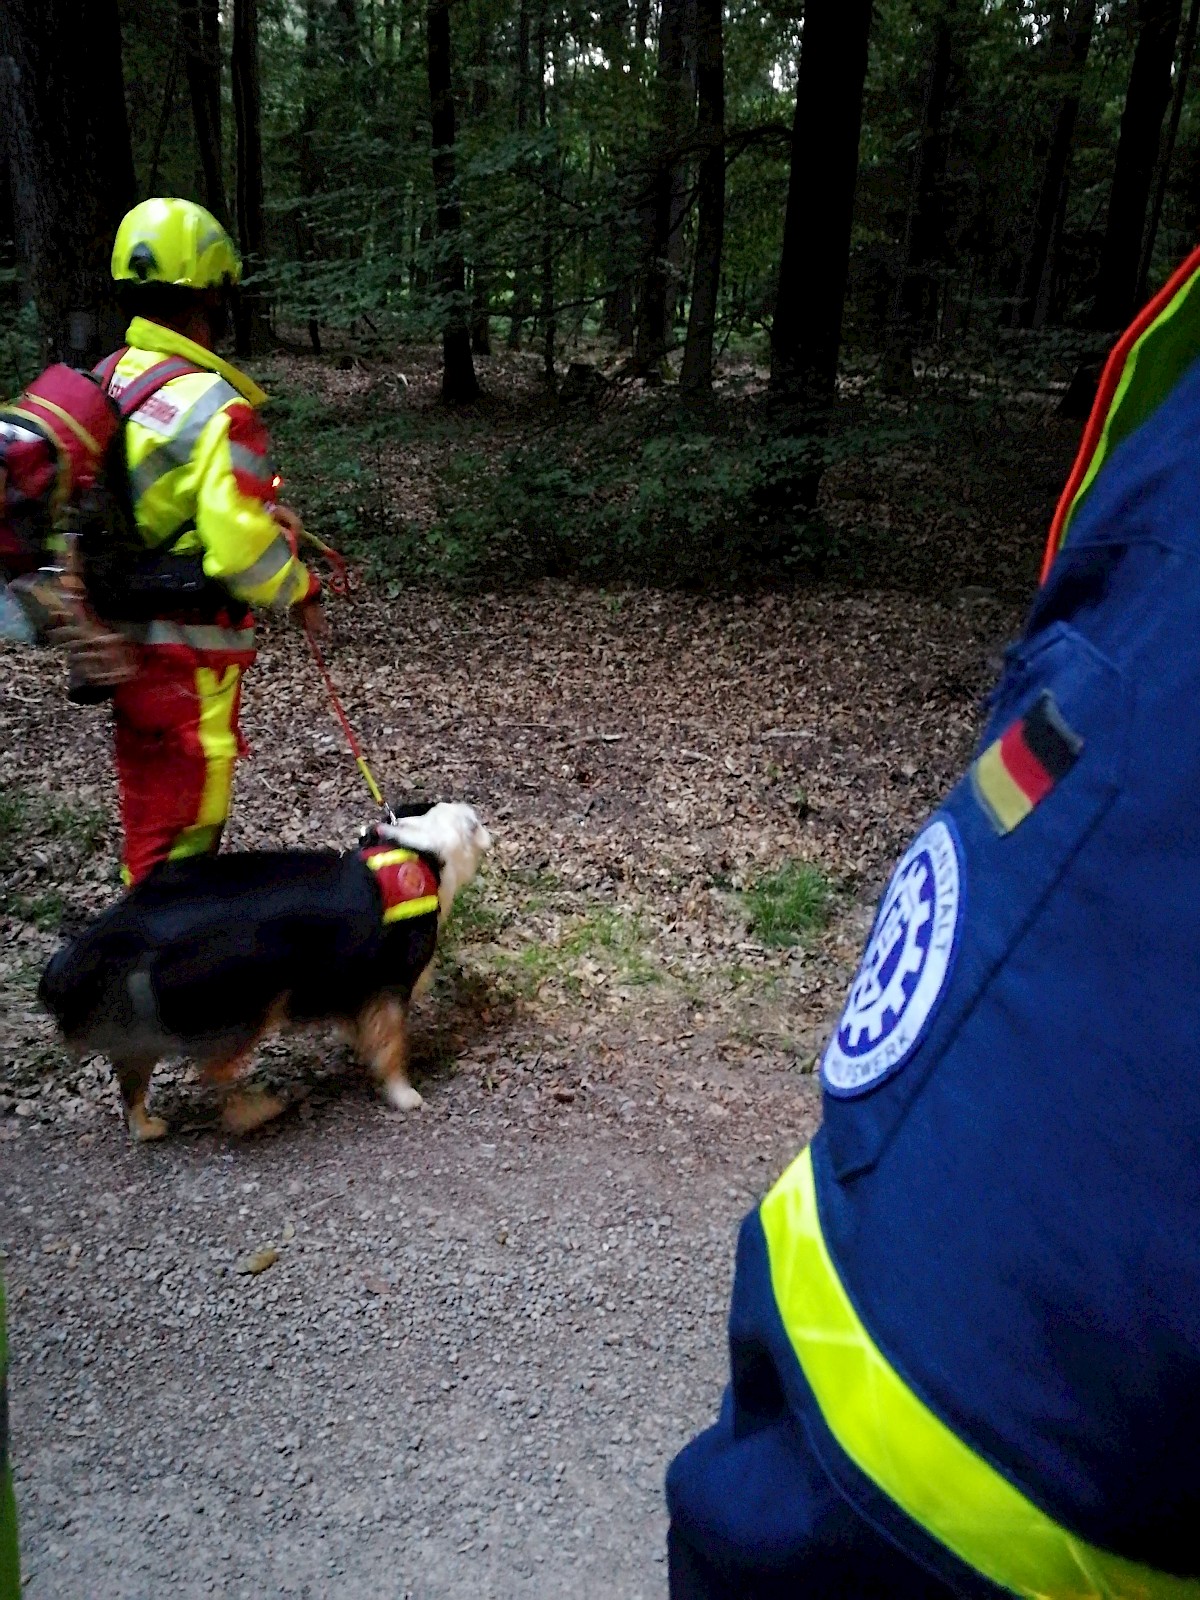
[[0, 298, 40, 399], [742, 861, 834, 948]]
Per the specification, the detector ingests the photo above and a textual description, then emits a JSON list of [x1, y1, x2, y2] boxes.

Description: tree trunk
[[232, 0, 269, 354], [634, 0, 694, 374], [426, 0, 479, 401], [538, 4, 557, 386], [508, 0, 534, 351], [148, 37, 183, 196], [470, 18, 492, 356], [299, 0, 322, 352], [882, 0, 956, 391], [679, 0, 724, 394], [180, 0, 229, 225], [1014, 0, 1096, 329], [0, 0, 136, 364], [1092, 0, 1184, 328], [768, 0, 873, 413], [1138, 0, 1200, 299]]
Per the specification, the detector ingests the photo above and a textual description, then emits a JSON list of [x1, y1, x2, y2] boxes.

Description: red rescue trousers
[[113, 636, 253, 886]]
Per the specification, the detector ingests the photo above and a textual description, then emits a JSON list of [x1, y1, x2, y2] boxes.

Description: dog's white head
[[375, 802, 492, 922]]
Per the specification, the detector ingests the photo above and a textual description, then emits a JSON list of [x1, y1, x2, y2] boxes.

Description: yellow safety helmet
[[111, 198, 241, 289]]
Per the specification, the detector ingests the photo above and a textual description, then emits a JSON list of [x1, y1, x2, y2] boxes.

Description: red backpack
[[0, 354, 199, 629]]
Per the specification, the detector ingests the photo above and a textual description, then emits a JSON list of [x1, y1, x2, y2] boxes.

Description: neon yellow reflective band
[[381, 896, 440, 924], [760, 1147, 1200, 1600], [366, 850, 439, 922], [1060, 265, 1200, 551], [365, 849, 416, 870]]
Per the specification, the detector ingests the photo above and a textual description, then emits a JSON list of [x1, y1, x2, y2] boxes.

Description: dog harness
[[361, 845, 440, 924]]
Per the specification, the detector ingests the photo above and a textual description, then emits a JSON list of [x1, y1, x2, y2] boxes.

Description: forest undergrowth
[[263, 334, 1084, 597], [1, 340, 1072, 1135]]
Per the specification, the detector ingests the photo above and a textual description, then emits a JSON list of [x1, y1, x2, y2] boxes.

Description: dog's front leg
[[356, 994, 423, 1112], [113, 1055, 168, 1142]]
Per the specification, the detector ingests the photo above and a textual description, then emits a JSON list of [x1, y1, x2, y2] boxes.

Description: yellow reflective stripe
[[193, 666, 241, 829], [382, 895, 440, 923], [1062, 276, 1196, 548], [9, 397, 101, 458], [760, 1148, 1200, 1600], [365, 849, 417, 870], [124, 317, 267, 407], [166, 822, 223, 863]]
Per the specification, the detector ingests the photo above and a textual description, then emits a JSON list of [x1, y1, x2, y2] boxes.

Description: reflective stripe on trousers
[[759, 1147, 1200, 1600]]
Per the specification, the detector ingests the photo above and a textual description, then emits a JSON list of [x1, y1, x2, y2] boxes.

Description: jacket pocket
[[821, 623, 1131, 1182]]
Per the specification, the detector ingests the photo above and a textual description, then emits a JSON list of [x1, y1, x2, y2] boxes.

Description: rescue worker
[[96, 197, 323, 885], [666, 245, 1200, 1598]]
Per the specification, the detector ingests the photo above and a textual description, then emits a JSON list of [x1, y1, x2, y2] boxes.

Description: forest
[[2, 0, 1196, 585]]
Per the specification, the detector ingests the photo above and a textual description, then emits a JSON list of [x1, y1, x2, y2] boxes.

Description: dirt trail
[[0, 584, 1016, 1597]]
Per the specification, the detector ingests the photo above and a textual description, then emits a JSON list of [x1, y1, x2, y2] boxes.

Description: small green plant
[[743, 861, 833, 948], [18, 890, 66, 931], [0, 789, 27, 867], [440, 877, 506, 955]]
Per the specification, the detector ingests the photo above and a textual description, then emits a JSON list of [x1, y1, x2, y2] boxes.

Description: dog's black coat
[[39, 849, 439, 1061]]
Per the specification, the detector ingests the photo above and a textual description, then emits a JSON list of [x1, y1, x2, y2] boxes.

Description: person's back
[[95, 199, 322, 886], [667, 251, 1200, 1598]]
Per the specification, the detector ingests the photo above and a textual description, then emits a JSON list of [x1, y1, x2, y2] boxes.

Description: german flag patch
[[971, 692, 1082, 835]]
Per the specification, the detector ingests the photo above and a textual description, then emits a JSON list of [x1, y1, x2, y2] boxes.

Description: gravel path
[[1, 582, 1012, 1596], [3, 1058, 816, 1598]]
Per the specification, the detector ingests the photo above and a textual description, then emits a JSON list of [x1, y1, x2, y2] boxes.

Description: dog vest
[[361, 846, 440, 924]]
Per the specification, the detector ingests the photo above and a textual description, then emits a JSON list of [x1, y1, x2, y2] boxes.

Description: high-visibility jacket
[[101, 317, 316, 656], [671, 253, 1200, 1598]]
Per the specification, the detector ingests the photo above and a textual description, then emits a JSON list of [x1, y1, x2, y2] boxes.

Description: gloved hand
[[268, 502, 306, 555], [294, 591, 329, 643]]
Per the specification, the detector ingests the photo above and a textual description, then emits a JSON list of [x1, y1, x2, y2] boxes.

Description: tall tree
[[537, 2, 558, 386], [426, 0, 479, 400], [470, 14, 493, 356], [507, 0, 533, 350], [882, 0, 958, 390], [769, 0, 873, 413], [634, 0, 694, 374], [679, 0, 725, 394], [179, 0, 229, 224], [232, 0, 269, 353], [0, 0, 136, 363], [1013, 0, 1097, 329], [1138, 0, 1200, 299], [297, 0, 322, 352], [1092, 0, 1184, 328]]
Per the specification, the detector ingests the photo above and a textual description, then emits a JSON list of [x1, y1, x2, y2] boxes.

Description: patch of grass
[[487, 907, 662, 999], [17, 891, 66, 931], [0, 789, 27, 868], [743, 860, 833, 948], [0, 783, 110, 924], [440, 878, 507, 954]]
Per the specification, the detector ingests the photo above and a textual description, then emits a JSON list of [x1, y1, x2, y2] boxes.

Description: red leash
[[300, 594, 387, 811]]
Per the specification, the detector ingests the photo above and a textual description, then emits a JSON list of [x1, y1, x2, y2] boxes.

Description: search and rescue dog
[[39, 802, 492, 1140]]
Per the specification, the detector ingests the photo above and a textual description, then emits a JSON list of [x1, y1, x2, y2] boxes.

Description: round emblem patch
[[822, 816, 962, 1097]]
